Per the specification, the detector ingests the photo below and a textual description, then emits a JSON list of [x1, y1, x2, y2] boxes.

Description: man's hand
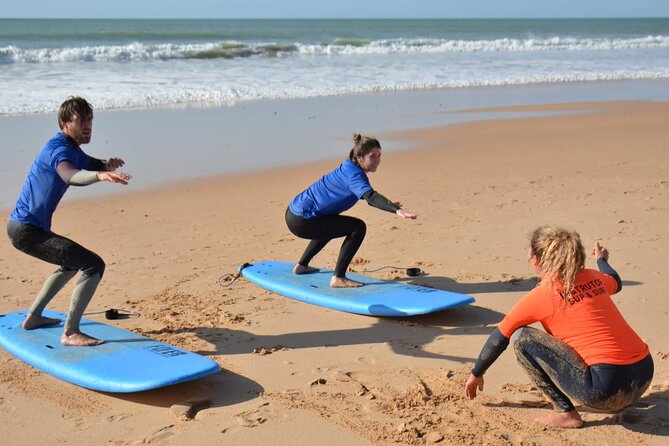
[[98, 171, 132, 185], [105, 157, 125, 171]]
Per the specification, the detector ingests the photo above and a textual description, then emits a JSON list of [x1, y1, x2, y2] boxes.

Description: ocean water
[[1, 18, 669, 115]]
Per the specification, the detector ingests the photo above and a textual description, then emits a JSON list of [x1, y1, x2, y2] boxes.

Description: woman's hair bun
[[352, 133, 362, 144]]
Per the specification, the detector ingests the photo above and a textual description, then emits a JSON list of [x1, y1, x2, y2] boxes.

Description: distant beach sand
[[0, 95, 667, 445]]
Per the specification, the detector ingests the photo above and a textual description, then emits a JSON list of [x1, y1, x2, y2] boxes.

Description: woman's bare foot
[[330, 276, 364, 288], [61, 331, 104, 347], [22, 313, 62, 330], [293, 264, 320, 274], [534, 410, 584, 428]]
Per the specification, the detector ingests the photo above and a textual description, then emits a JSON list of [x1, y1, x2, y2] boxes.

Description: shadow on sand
[[140, 274, 536, 366], [111, 368, 263, 410], [485, 389, 668, 435]]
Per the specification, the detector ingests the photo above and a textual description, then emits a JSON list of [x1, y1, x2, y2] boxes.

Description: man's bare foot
[[22, 313, 62, 330], [61, 331, 104, 347], [330, 276, 364, 288], [293, 264, 320, 274], [534, 410, 584, 428]]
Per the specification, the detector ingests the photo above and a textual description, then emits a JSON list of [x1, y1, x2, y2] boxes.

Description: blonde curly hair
[[529, 226, 586, 296]]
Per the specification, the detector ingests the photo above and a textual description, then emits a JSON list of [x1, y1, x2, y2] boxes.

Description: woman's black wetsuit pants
[[285, 208, 366, 278], [512, 326, 654, 412]]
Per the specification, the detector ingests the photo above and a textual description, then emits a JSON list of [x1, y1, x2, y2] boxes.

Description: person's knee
[[56, 266, 79, 279], [510, 326, 538, 354], [95, 256, 106, 278], [353, 219, 367, 237], [83, 253, 105, 278], [510, 326, 529, 345]]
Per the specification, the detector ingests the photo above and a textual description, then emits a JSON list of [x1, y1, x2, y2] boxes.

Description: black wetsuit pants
[[7, 220, 105, 331], [512, 326, 654, 412], [285, 208, 366, 278]]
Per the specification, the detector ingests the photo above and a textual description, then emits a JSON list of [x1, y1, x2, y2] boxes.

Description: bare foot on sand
[[330, 276, 364, 288], [534, 410, 584, 429], [22, 313, 62, 330], [61, 331, 104, 347], [293, 264, 320, 274]]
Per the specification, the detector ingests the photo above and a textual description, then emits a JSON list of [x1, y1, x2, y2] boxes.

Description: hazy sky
[[1, 0, 669, 19]]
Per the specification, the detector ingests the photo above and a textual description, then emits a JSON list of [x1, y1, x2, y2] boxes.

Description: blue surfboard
[[0, 310, 220, 393], [240, 261, 475, 316]]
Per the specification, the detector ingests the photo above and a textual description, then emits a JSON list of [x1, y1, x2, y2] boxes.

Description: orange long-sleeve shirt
[[498, 269, 648, 365]]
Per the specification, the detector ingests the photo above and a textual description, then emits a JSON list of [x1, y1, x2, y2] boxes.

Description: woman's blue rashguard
[[286, 159, 399, 277]]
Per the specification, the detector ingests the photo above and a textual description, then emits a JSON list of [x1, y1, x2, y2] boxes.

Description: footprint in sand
[[235, 402, 272, 427], [142, 424, 176, 443], [71, 418, 90, 430], [651, 380, 669, 394], [355, 356, 377, 366], [306, 370, 372, 398], [104, 413, 131, 423]]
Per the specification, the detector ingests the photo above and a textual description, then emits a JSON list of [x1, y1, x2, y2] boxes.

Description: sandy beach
[[1, 97, 668, 445]]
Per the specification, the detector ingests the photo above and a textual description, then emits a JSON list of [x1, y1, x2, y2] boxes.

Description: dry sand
[[1, 100, 668, 445]]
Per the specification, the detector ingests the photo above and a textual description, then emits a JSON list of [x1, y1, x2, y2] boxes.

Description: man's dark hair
[[58, 96, 93, 129]]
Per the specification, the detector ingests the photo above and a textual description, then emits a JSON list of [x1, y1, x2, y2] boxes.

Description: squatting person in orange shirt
[[464, 226, 653, 428]]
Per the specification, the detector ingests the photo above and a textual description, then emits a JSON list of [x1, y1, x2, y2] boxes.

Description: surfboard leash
[[83, 308, 141, 320], [218, 262, 252, 288], [361, 265, 424, 277]]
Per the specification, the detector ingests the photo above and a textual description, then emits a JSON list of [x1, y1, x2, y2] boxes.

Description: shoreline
[[0, 95, 668, 445], [2, 79, 669, 209]]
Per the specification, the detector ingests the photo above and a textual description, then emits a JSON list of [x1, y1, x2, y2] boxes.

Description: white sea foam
[[2, 36, 669, 64], [2, 65, 668, 116]]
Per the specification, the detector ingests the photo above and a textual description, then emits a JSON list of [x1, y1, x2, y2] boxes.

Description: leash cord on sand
[[218, 262, 252, 288], [361, 265, 424, 276], [83, 308, 141, 320], [218, 272, 242, 287]]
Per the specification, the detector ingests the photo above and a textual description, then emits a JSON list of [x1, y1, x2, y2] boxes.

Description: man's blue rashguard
[[289, 159, 373, 219], [10, 132, 96, 232]]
